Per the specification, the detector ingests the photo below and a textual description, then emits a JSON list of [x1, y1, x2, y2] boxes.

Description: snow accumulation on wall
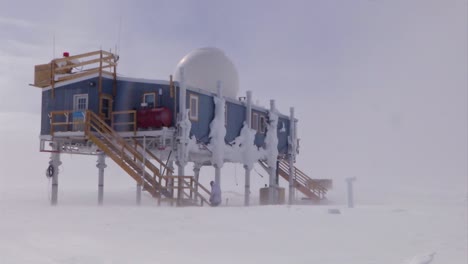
[[207, 95, 226, 167], [264, 107, 279, 169], [184, 92, 280, 170]]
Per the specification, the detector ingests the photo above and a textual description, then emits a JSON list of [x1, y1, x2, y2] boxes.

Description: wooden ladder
[[259, 159, 328, 201]]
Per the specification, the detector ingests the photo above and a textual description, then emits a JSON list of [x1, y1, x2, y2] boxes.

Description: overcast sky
[[0, 0, 466, 203]]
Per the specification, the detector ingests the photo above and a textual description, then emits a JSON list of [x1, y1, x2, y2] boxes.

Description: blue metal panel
[[277, 117, 290, 154], [186, 90, 214, 144], [113, 79, 175, 131], [39, 76, 292, 156], [252, 109, 267, 148], [40, 77, 101, 135], [225, 101, 246, 143]]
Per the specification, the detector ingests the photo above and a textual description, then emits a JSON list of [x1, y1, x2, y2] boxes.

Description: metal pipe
[[50, 142, 61, 206], [288, 107, 296, 205], [97, 153, 106, 205]]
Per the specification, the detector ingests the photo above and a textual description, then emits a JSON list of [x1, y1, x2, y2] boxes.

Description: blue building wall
[[185, 90, 214, 144], [40, 76, 103, 135], [40, 76, 292, 155], [113, 79, 175, 131]]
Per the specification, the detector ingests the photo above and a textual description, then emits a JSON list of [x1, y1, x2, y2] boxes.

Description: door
[[73, 94, 88, 131]]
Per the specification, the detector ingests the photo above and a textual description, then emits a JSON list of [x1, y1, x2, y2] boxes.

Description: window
[[259, 115, 266, 133], [251, 112, 258, 130], [73, 94, 88, 111], [143, 93, 156, 108], [189, 94, 199, 121]]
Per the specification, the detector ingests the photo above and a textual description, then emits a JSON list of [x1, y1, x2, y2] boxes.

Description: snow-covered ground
[[0, 113, 466, 264]]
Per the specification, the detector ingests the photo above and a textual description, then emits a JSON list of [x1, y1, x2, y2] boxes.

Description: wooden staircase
[[83, 110, 211, 206], [259, 159, 328, 201]]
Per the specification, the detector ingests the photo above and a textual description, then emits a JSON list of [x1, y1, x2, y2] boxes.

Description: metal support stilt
[[96, 153, 106, 205], [177, 163, 185, 206], [288, 107, 296, 205], [193, 164, 201, 201], [244, 165, 250, 206], [215, 165, 222, 203], [346, 177, 356, 208], [268, 99, 278, 205], [49, 143, 61, 206], [136, 183, 142, 205]]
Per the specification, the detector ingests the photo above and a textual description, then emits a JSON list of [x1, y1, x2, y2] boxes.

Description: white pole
[[244, 165, 250, 206], [177, 68, 187, 172], [97, 153, 106, 205], [244, 90, 253, 206], [346, 177, 356, 208], [193, 164, 201, 201], [137, 136, 146, 205], [288, 107, 296, 205], [50, 142, 61, 206], [269, 100, 277, 204]]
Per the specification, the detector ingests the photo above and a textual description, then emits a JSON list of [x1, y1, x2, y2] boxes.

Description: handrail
[[50, 110, 87, 136], [86, 117, 161, 190], [133, 139, 173, 174], [87, 111, 163, 180], [111, 110, 137, 134], [34, 50, 118, 90], [258, 159, 328, 200], [162, 175, 212, 206]]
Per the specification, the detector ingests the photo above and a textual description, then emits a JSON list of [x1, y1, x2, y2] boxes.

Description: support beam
[[346, 177, 357, 208], [96, 153, 106, 205], [244, 90, 253, 206], [267, 99, 279, 205], [214, 165, 222, 203], [244, 165, 250, 206], [49, 143, 61, 206], [177, 163, 185, 206], [193, 164, 201, 201], [136, 183, 142, 205], [137, 136, 147, 206], [288, 107, 296, 205]]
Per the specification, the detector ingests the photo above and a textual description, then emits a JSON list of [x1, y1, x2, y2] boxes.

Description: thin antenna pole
[[52, 32, 55, 58], [116, 15, 122, 55]]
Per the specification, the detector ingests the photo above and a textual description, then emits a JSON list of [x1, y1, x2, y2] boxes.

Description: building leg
[[96, 153, 106, 205], [244, 165, 250, 206], [288, 156, 295, 205], [136, 183, 142, 205], [214, 165, 222, 203], [49, 143, 61, 206], [177, 162, 186, 206], [193, 164, 201, 201]]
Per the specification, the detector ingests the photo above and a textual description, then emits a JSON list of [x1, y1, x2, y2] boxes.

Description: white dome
[[174, 47, 239, 98]]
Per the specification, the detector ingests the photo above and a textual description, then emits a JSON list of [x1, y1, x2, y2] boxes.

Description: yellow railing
[[34, 50, 118, 91], [159, 175, 211, 206], [50, 110, 138, 135], [111, 110, 137, 134], [50, 110, 87, 136]]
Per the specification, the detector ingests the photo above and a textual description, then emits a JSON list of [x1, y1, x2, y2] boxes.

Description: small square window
[[143, 93, 156, 108], [224, 104, 228, 127], [251, 112, 258, 131], [189, 94, 199, 121], [259, 115, 266, 133]]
